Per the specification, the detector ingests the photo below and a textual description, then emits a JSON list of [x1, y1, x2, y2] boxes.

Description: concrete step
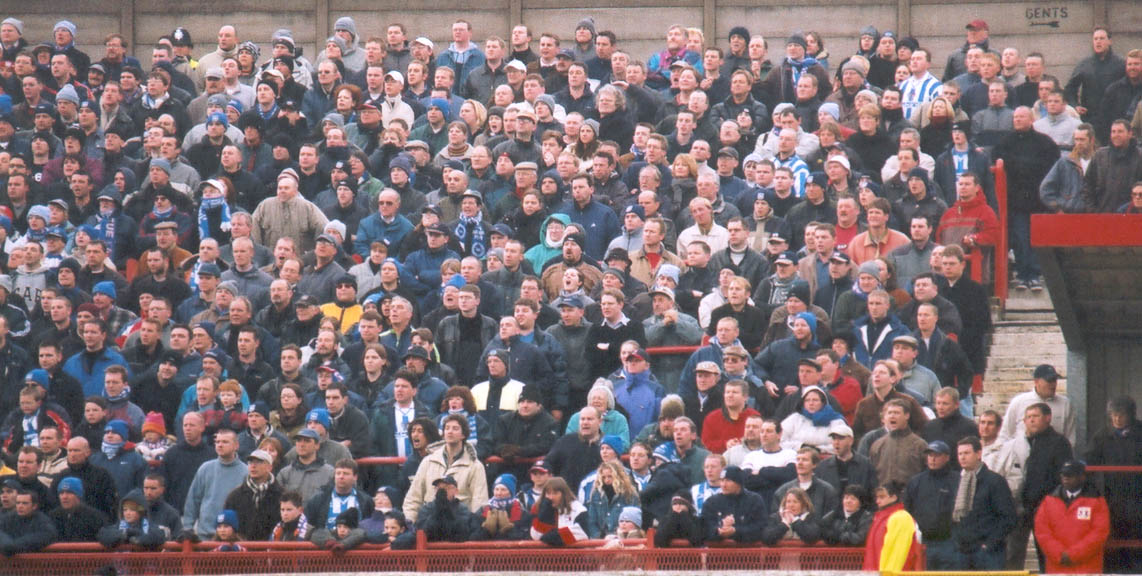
[[985, 355, 1066, 368]]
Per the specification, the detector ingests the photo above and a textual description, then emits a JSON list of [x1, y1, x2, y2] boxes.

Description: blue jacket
[[852, 313, 910, 368], [611, 370, 665, 435], [585, 488, 639, 539], [90, 447, 148, 499], [302, 86, 336, 130], [64, 347, 130, 397], [754, 337, 818, 392], [678, 338, 744, 398], [436, 45, 486, 88], [555, 199, 621, 261], [355, 213, 414, 260], [404, 246, 461, 296]]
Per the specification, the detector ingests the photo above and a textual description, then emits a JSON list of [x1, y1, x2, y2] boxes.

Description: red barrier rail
[[992, 159, 1009, 312], [7, 538, 879, 575]]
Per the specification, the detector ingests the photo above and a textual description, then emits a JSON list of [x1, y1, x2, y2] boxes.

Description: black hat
[[433, 475, 458, 488], [171, 27, 194, 47], [335, 509, 360, 528], [1033, 364, 1060, 382], [402, 346, 430, 362], [728, 26, 751, 42], [422, 203, 443, 217], [336, 274, 357, 289], [518, 385, 544, 404], [721, 465, 747, 485], [1060, 460, 1087, 476], [335, 178, 358, 194]]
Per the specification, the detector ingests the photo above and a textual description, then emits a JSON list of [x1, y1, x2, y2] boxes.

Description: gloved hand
[[540, 528, 565, 546], [498, 444, 521, 459], [536, 497, 556, 525], [482, 511, 501, 535]]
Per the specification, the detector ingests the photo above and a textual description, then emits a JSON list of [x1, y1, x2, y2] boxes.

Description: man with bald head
[[50, 436, 117, 519], [196, 26, 240, 89], [544, 405, 604, 489], [160, 411, 216, 511], [992, 106, 1058, 291]]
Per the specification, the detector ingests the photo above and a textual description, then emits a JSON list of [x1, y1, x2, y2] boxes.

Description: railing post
[[994, 159, 1009, 314], [644, 528, 658, 571], [415, 529, 428, 572]]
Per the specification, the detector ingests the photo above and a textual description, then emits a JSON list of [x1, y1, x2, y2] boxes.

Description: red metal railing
[[5, 536, 879, 575], [992, 159, 1009, 311]]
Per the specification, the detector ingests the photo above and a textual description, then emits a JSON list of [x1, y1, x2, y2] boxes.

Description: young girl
[[474, 474, 530, 540], [212, 509, 245, 552], [602, 506, 646, 548], [530, 477, 588, 546], [585, 461, 640, 539], [135, 411, 174, 463]]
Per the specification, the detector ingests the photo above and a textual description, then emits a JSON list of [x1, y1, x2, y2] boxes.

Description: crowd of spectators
[[0, 12, 1137, 573]]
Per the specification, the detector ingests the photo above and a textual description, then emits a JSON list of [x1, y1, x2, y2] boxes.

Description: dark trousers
[[1009, 211, 1040, 281]]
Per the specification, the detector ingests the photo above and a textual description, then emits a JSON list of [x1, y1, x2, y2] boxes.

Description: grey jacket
[[1039, 155, 1087, 213]]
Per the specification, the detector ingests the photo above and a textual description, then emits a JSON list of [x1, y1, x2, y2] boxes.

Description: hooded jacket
[[403, 441, 489, 522]]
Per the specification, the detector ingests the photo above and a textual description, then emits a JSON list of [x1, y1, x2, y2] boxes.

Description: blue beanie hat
[[493, 473, 517, 495], [93, 281, 117, 299], [429, 98, 451, 120], [58, 476, 83, 499], [24, 369, 50, 388], [104, 419, 129, 440], [217, 509, 239, 530], [601, 435, 625, 455], [306, 408, 331, 430], [207, 111, 229, 128]]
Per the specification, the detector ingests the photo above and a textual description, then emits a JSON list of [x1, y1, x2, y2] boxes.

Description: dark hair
[[442, 413, 470, 438], [280, 490, 304, 507], [1027, 402, 1052, 417], [957, 435, 982, 452]]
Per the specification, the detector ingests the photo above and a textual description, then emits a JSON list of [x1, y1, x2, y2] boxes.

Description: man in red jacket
[[701, 379, 760, 454], [1034, 460, 1111, 574], [935, 173, 999, 283]]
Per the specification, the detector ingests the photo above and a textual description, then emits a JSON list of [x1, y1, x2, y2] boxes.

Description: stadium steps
[[979, 288, 1067, 417], [981, 289, 1066, 571]]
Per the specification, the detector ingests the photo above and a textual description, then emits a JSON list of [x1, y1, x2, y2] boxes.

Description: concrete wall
[[7, 0, 1142, 80]]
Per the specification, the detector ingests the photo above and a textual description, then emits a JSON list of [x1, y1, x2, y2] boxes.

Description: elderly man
[[252, 170, 329, 255]]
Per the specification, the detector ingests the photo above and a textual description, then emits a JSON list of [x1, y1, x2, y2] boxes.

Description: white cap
[[413, 37, 434, 50], [385, 70, 405, 85]]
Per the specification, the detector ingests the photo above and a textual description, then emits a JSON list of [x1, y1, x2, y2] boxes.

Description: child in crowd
[[212, 510, 245, 552], [135, 412, 175, 463], [270, 491, 309, 542]]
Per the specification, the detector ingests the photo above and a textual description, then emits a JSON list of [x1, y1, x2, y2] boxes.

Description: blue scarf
[[259, 103, 280, 121], [102, 439, 124, 459], [455, 211, 486, 258], [152, 205, 173, 220], [448, 409, 480, 445], [119, 518, 150, 533], [95, 211, 118, 261], [801, 403, 843, 427], [786, 56, 820, 84], [327, 489, 359, 530], [198, 196, 232, 241]]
